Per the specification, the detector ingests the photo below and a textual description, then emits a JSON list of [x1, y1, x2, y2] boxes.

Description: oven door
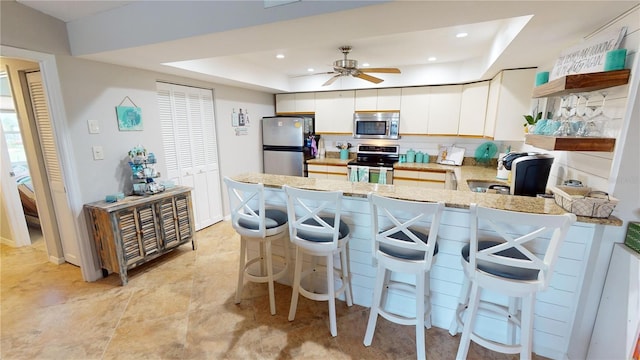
[[348, 165, 394, 184]]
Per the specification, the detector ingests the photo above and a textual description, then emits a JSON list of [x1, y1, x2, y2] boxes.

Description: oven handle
[[348, 165, 394, 171]]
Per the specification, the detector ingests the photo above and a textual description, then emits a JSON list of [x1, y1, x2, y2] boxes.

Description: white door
[[25, 71, 80, 265], [157, 82, 223, 230], [0, 126, 30, 247]]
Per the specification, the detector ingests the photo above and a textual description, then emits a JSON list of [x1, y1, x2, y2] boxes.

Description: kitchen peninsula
[[232, 172, 621, 359]]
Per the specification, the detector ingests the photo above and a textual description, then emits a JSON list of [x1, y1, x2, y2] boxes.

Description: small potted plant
[[523, 111, 542, 133]]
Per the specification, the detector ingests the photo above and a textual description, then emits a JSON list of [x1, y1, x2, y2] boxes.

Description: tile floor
[[1, 221, 548, 359]]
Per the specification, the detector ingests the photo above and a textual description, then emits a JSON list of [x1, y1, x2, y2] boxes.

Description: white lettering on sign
[[550, 27, 627, 80]]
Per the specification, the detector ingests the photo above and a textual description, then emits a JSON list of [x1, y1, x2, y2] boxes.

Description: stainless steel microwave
[[353, 112, 400, 140]]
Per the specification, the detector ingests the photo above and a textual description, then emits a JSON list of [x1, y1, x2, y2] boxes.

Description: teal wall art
[[116, 96, 143, 131]]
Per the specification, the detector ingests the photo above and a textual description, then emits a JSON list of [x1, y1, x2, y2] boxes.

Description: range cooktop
[[348, 144, 399, 168]]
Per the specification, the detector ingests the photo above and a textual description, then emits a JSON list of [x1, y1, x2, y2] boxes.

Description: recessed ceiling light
[[361, 63, 370, 67], [456, 32, 468, 38], [276, 54, 285, 59], [307, 68, 314, 72], [428, 57, 437, 62]]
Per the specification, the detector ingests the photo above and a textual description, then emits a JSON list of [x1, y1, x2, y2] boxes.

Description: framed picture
[[116, 106, 143, 131]]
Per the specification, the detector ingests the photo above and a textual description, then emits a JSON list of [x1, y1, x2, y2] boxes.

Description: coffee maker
[[501, 152, 554, 197]]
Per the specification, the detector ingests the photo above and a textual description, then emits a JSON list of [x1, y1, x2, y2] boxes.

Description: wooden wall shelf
[[525, 134, 616, 152], [532, 69, 631, 98]]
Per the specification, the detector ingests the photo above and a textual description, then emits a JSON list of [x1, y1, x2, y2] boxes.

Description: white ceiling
[[16, 0, 639, 93]]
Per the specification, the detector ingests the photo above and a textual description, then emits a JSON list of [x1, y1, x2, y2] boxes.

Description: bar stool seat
[[450, 204, 576, 360], [461, 240, 540, 281], [283, 185, 353, 337], [224, 177, 290, 315], [363, 193, 445, 360]]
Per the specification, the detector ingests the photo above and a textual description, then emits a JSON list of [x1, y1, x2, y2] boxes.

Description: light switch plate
[[92, 146, 104, 160], [88, 119, 100, 134]]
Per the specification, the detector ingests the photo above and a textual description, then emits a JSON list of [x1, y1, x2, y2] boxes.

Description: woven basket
[[550, 186, 618, 218]]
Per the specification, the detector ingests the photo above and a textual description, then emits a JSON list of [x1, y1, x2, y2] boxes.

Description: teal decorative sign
[[116, 105, 142, 131]]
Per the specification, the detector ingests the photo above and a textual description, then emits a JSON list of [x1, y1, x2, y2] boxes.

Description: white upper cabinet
[[459, 81, 489, 136], [277, 70, 534, 137], [427, 85, 462, 135], [315, 90, 355, 133], [354, 89, 377, 110], [400, 87, 430, 134], [484, 73, 501, 139], [354, 88, 401, 111], [276, 92, 315, 114], [295, 92, 315, 113], [275, 93, 295, 113], [484, 69, 536, 140], [376, 88, 401, 110]]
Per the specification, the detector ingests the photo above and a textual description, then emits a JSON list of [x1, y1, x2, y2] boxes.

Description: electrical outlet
[[92, 146, 104, 160]]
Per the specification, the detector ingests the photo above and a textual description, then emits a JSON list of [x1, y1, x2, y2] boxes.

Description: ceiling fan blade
[[291, 71, 336, 78], [354, 72, 384, 84], [322, 74, 341, 86], [360, 67, 401, 74]]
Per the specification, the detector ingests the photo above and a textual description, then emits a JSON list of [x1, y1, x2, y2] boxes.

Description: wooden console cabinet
[[84, 186, 196, 285]]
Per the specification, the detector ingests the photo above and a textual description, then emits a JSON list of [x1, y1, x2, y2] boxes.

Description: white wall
[[53, 55, 275, 206]]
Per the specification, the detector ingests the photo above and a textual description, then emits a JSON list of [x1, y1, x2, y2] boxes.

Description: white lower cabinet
[[307, 164, 348, 180], [393, 169, 447, 189], [307, 164, 327, 179]]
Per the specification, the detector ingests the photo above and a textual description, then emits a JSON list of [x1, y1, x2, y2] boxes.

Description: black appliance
[[508, 153, 554, 197]]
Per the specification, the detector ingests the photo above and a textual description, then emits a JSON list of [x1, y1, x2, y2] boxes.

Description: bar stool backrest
[[283, 185, 344, 253], [225, 177, 269, 238], [469, 204, 576, 291], [369, 193, 445, 270]]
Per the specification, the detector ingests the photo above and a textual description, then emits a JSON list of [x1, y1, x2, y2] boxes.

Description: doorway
[[0, 55, 81, 269], [0, 71, 41, 248]]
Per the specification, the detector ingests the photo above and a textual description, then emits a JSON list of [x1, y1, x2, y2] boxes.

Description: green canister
[[406, 149, 415, 163]]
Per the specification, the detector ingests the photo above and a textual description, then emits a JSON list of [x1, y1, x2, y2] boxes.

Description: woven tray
[[550, 186, 618, 218]]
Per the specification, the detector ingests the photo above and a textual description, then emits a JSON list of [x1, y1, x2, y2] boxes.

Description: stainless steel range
[[347, 144, 399, 184]]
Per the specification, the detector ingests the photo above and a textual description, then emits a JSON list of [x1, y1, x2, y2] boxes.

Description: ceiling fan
[[317, 46, 401, 86]]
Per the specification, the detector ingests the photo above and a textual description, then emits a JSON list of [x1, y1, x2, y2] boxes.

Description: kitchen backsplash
[[319, 134, 523, 162]]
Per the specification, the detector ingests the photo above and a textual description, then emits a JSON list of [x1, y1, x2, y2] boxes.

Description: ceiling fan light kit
[[320, 46, 401, 86]]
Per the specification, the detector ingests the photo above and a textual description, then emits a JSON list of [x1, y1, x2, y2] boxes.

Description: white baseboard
[[1, 236, 17, 247], [48, 255, 65, 265]]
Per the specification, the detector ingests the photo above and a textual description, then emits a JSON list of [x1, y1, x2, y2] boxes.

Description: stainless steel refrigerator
[[262, 116, 314, 176]]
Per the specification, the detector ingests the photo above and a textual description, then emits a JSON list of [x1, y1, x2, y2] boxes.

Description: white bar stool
[[224, 177, 290, 315], [283, 185, 353, 337], [363, 193, 445, 360], [450, 204, 576, 359]]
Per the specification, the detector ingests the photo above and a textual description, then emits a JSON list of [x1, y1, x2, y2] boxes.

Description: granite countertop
[[232, 172, 622, 226], [307, 158, 352, 166]]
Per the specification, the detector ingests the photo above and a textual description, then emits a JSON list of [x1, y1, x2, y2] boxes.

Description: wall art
[[116, 96, 143, 131]]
